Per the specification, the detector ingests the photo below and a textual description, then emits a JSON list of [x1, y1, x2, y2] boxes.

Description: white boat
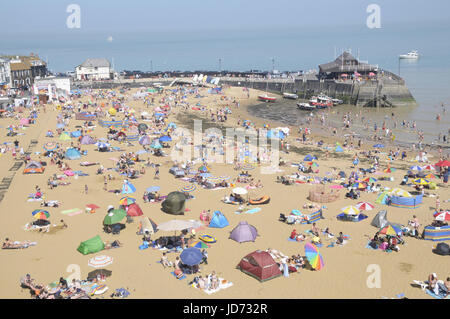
[[282, 92, 298, 100], [399, 50, 419, 59], [332, 98, 343, 105], [258, 94, 277, 102], [297, 102, 315, 110]]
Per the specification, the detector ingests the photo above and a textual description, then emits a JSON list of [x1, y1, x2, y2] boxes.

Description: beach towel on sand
[[425, 289, 450, 299], [170, 271, 186, 280]]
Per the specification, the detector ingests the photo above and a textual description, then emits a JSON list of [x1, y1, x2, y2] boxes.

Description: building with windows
[[75, 58, 113, 80]]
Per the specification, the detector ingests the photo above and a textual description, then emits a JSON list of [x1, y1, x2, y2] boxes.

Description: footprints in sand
[[399, 262, 414, 273]]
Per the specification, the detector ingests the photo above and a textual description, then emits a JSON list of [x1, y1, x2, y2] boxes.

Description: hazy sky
[[2, 0, 449, 34]]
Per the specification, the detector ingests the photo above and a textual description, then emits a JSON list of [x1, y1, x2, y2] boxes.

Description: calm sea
[[1, 21, 449, 141]]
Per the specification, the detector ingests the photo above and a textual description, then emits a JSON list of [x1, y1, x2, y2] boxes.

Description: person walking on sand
[[103, 176, 108, 191], [154, 165, 160, 180], [84, 184, 88, 194]]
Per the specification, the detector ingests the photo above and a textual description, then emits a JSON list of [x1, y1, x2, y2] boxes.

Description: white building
[[75, 58, 112, 81], [0, 58, 11, 87], [33, 77, 71, 101]]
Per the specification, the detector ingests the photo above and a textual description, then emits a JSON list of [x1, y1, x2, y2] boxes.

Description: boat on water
[[297, 102, 316, 110], [258, 94, 277, 102], [282, 92, 298, 100], [399, 50, 419, 59]]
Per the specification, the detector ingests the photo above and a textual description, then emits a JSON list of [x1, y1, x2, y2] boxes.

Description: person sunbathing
[[311, 223, 320, 237], [107, 240, 122, 249], [209, 271, 219, 290], [160, 253, 172, 268], [290, 229, 298, 240], [197, 276, 206, 290]]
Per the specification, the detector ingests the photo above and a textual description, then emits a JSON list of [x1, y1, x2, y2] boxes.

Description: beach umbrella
[[119, 196, 136, 206], [88, 255, 113, 268], [421, 164, 435, 171], [410, 165, 422, 171], [304, 154, 317, 161], [233, 187, 248, 195], [373, 144, 385, 148], [413, 178, 430, 186], [146, 186, 160, 192], [383, 167, 396, 173], [32, 209, 50, 220], [157, 219, 200, 232], [363, 177, 377, 183], [435, 160, 450, 167], [159, 135, 172, 142], [206, 177, 222, 183], [139, 135, 151, 145], [351, 182, 367, 189], [180, 247, 203, 266], [434, 211, 450, 222], [199, 172, 212, 178], [219, 176, 230, 181], [389, 188, 412, 197], [190, 241, 210, 249], [379, 224, 402, 236], [180, 184, 196, 193], [43, 142, 58, 152], [304, 243, 324, 271], [103, 209, 126, 225], [87, 269, 112, 280], [241, 163, 256, 171], [425, 173, 439, 179], [341, 206, 360, 215], [198, 165, 209, 173], [356, 202, 375, 211]]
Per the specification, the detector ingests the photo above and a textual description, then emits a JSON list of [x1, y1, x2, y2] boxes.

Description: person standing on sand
[[84, 184, 88, 194], [154, 165, 160, 180]]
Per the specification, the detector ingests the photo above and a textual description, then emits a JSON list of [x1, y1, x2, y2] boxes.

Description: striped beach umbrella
[[421, 164, 435, 171], [305, 242, 324, 270], [32, 209, 50, 220], [180, 184, 196, 193], [383, 167, 396, 173], [219, 176, 230, 181], [241, 163, 256, 171], [379, 224, 402, 236], [363, 177, 377, 183], [190, 241, 210, 249], [341, 206, 360, 215], [410, 165, 422, 171], [413, 178, 430, 186], [119, 196, 136, 206], [88, 255, 113, 268], [351, 182, 367, 189], [434, 211, 450, 222], [425, 173, 439, 179], [206, 177, 222, 183], [356, 202, 375, 211], [43, 142, 58, 151], [389, 188, 412, 198]]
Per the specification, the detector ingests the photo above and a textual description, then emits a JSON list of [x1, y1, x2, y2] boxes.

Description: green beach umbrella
[[103, 209, 126, 225]]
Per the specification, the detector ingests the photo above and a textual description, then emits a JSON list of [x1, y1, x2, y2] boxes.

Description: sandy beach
[[0, 85, 449, 299]]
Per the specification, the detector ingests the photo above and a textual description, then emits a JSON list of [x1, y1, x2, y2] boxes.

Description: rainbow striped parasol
[[305, 242, 324, 270], [119, 196, 136, 206], [180, 184, 197, 193], [32, 209, 50, 220]]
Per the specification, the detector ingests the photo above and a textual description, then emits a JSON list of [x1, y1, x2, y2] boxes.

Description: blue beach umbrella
[[180, 248, 203, 266], [373, 144, 385, 148]]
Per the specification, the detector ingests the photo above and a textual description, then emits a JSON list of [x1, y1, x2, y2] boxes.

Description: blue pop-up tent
[[65, 148, 81, 160], [209, 211, 229, 228]]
